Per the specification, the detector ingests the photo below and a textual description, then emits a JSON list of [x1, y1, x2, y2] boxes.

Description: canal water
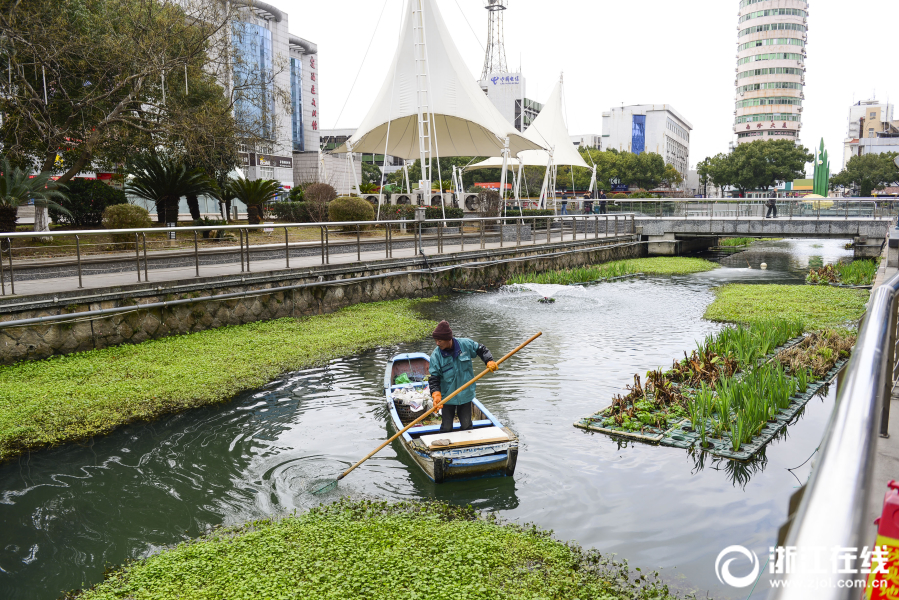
[[0, 239, 857, 599]]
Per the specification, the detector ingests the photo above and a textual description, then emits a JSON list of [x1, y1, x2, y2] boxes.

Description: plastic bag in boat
[[391, 388, 434, 412]]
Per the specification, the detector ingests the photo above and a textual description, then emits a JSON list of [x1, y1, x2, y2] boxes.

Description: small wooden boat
[[385, 352, 519, 483]]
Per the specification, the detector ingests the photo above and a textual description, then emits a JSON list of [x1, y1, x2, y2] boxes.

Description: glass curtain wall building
[[734, 0, 808, 144], [233, 21, 275, 140]]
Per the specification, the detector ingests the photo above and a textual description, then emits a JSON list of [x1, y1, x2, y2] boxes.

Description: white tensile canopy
[[466, 80, 589, 172], [466, 79, 592, 208], [332, 0, 541, 160]]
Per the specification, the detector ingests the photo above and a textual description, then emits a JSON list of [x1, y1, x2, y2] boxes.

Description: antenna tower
[[480, 0, 508, 79]]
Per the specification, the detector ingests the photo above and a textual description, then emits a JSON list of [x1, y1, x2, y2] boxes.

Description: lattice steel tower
[[480, 0, 509, 79]]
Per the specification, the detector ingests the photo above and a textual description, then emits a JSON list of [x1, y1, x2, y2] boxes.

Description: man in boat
[[428, 321, 498, 433]]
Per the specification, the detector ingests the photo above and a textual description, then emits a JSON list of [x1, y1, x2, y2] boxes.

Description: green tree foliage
[[50, 179, 127, 228], [698, 141, 812, 196], [361, 161, 383, 185], [0, 0, 261, 183], [830, 153, 899, 197], [125, 154, 215, 224]]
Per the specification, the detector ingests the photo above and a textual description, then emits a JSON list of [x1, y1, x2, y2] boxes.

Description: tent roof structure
[[333, 0, 541, 160], [466, 80, 590, 172]]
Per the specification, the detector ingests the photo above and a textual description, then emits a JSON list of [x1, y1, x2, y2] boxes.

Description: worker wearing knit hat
[[428, 321, 498, 433]]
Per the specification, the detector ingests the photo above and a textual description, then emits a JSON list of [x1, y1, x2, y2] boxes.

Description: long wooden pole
[[336, 332, 542, 482]]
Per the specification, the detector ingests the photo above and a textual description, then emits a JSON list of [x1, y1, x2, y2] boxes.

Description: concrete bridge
[[620, 198, 895, 256]]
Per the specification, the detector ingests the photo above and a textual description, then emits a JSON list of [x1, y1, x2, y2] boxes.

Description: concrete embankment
[[0, 236, 644, 364]]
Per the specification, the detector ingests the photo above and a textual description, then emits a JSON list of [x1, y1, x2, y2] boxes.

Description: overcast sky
[[280, 0, 898, 174]]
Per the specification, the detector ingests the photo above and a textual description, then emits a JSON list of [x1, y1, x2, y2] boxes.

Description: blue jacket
[[428, 338, 493, 406]]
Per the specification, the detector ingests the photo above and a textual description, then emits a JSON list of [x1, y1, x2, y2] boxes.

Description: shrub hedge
[[102, 204, 152, 248], [50, 179, 128, 227], [328, 196, 376, 229], [271, 202, 312, 223]]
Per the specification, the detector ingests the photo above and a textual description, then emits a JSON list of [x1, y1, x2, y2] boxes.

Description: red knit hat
[[432, 320, 453, 341]]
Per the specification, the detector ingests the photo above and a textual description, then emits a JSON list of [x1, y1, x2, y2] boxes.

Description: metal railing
[[771, 271, 899, 598], [0, 214, 637, 296], [599, 198, 898, 221]]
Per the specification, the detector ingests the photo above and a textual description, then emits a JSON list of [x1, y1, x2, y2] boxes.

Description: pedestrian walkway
[[3, 230, 633, 299]]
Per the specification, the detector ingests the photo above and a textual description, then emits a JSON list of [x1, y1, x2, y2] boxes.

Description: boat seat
[[420, 427, 510, 450], [407, 420, 492, 437]]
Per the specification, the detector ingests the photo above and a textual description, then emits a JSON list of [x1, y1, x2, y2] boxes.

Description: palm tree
[[210, 179, 238, 222], [0, 159, 69, 233], [229, 178, 281, 224], [125, 155, 215, 224]]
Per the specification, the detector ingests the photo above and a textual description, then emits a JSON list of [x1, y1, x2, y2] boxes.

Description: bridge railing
[[770, 271, 899, 598], [0, 214, 637, 296], [581, 198, 897, 221]]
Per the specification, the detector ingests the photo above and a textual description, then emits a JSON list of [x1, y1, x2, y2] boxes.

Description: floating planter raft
[[385, 353, 519, 483], [577, 358, 846, 461], [574, 323, 855, 461]]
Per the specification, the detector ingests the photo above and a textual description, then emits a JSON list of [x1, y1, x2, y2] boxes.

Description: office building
[[570, 134, 602, 150], [843, 100, 899, 167], [734, 0, 808, 144], [601, 105, 692, 176], [231, 1, 319, 189]]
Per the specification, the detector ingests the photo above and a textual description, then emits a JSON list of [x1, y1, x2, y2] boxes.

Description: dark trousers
[[440, 402, 473, 432], [599, 202, 607, 214], [766, 204, 777, 218]]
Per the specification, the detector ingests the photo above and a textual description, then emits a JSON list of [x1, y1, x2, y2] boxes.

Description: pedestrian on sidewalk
[[598, 190, 608, 215], [765, 198, 778, 219]]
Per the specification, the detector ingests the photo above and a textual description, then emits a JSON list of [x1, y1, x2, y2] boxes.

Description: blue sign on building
[[632, 115, 646, 155]]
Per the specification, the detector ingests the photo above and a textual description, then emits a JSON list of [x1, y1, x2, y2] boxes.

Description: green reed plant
[[835, 259, 878, 286], [730, 416, 745, 452], [507, 257, 719, 285], [796, 367, 809, 394], [714, 392, 732, 434]]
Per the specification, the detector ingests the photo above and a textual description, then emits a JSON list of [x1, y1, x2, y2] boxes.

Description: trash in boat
[[761, 263, 768, 270], [538, 297, 556, 304], [391, 387, 434, 413], [395, 373, 425, 385]]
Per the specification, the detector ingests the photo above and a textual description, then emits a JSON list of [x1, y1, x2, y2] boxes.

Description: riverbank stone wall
[[0, 238, 644, 364]]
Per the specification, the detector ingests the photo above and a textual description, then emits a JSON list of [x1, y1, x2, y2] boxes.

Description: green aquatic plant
[[705, 284, 869, 331], [714, 391, 732, 434], [835, 259, 879, 286], [75, 499, 685, 600], [796, 367, 809, 394], [729, 416, 745, 452], [507, 257, 720, 285], [0, 299, 438, 462]]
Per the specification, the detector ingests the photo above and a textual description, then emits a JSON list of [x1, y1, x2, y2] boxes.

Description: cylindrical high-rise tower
[[734, 0, 808, 145]]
